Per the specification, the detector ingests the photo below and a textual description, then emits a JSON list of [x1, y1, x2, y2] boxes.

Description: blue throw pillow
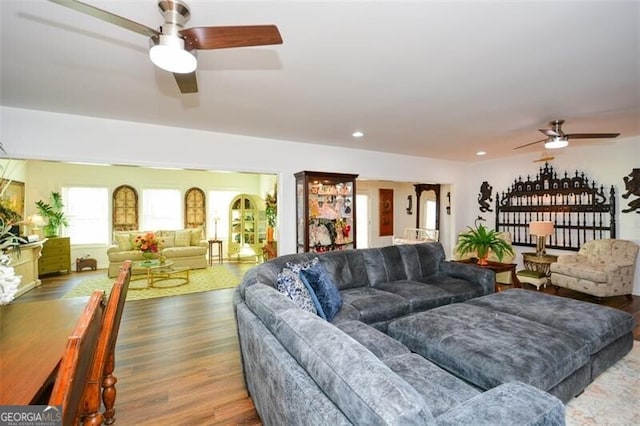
[[299, 262, 342, 321]]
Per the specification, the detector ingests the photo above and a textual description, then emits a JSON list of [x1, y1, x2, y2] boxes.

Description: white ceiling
[[1, 1, 638, 162]]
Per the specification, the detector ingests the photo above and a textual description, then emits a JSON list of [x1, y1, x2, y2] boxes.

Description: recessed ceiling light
[[476, 151, 486, 156], [352, 131, 364, 138]]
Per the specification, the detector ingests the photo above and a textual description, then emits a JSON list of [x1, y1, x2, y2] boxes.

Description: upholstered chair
[[454, 232, 515, 284], [550, 239, 639, 300]]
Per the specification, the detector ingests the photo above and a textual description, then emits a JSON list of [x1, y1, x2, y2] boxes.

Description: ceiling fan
[[514, 119, 620, 150], [47, 0, 283, 94]]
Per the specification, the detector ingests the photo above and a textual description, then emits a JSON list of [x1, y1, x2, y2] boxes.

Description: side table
[[455, 258, 521, 289], [517, 252, 558, 290], [208, 239, 223, 265]]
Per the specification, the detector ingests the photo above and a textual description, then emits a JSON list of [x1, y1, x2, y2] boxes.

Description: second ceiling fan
[[48, 0, 283, 94], [514, 119, 620, 150]]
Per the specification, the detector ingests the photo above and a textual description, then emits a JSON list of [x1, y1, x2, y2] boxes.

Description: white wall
[[3, 106, 637, 294], [463, 138, 640, 294], [1, 107, 467, 258]]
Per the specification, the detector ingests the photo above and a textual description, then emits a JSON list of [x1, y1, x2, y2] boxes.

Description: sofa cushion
[[244, 284, 434, 425], [417, 274, 486, 303], [374, 280, 453, 311], [318, 250, 370, 290], [276, 267, 318, 315], [339, 287, 410, 324], [362, 246, 408, 286], [162, 245, 207, 258], [551, 261, 609, 282], [335, 320, 409, 361], [384, 353, 480, 417], [397, 243, 445, 280], [300, 262, 342, 321], [108, 250, 144, 262], [190, 227, 203, 245], [115, 233, 132, 251], [175, 229, 191, 247]]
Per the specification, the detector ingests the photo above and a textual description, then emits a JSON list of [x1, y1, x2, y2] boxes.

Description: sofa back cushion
[[362, 246, 409, 286], [318, 250, 370, 290], [245, 284, 434, 425], [580, 239, 640, 265], [400, 243, 445, 280]]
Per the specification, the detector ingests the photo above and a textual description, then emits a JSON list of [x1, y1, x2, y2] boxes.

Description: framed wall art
[[0, 179, 25, 221], [379, 188, 394, 236]]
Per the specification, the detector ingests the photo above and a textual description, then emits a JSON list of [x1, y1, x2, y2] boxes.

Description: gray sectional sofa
[[235, 243, 569, 425]]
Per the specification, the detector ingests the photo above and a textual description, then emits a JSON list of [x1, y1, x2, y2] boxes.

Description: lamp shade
[[529, 221, 554, 236], [26, 214, 46, 227]]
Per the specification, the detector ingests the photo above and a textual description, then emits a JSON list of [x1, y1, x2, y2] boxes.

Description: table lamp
[[529, 221, 554, 256], [24, 213, 46, 242]]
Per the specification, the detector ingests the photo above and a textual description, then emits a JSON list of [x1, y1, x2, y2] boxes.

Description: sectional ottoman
[[388, 288, 634, 403]]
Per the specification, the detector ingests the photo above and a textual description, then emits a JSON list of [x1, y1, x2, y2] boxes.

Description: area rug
[[566, 340, 639, 425], [63, 265, 241, 302]]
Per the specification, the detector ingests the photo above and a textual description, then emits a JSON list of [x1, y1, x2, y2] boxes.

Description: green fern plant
[[35, 191, 69, 237], [455, 223, 514, 262]]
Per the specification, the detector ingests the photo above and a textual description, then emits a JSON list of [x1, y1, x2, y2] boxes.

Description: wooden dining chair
[[82, 260, 132, 426], [49, 290, 106, 426]]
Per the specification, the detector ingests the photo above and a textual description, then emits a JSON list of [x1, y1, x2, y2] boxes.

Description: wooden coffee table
[[455, 258, 521, 288], [130, 260, 190, 289]]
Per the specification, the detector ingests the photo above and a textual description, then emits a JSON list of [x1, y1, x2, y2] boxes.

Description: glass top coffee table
[[130, 260, 190, 289]]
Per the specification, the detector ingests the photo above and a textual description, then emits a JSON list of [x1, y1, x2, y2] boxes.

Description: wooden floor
[[15, 265, 640, 425]]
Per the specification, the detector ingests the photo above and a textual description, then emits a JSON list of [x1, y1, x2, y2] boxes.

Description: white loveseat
[[550, 238, 639, 299], [107, 229, 208, 277]]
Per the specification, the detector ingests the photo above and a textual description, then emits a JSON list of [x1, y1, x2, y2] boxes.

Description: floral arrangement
[[134, 231, 161, 253], [0, 254, 20, 305]]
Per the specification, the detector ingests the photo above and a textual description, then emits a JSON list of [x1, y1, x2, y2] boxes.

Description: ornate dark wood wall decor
[[478, 181, 493, 212], [379, 189, 394, 236], [414, 184, 441, 231], [112, 185, 138, 231], [621, 168, 640, 214], [185, 187, 206, 230], [495, 163, 616, 251]]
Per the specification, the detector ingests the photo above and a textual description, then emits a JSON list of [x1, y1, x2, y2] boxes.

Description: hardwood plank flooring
[[14, 265, 640, 425]]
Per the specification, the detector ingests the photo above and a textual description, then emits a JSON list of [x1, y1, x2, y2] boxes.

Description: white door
[[356, 194, 369, 248]]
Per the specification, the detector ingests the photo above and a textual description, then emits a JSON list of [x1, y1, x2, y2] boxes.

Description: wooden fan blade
[[47, 0, 159, 38], [514, 138, 547, 150], [539, 129, 560, 137], [565, 133, 620, 139], [173, 72, 198, 94], [180, 25, 282, 50]]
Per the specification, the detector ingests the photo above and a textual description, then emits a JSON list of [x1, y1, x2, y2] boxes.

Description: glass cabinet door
[[294, 171, 358, 253]]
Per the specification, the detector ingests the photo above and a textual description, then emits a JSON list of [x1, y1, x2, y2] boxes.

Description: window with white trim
[[62, 186, 109, 244], [141, 188, 181, 230]]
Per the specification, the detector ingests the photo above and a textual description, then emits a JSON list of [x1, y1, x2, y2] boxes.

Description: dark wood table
[[208, 239, 223, 265], [455, 258, 522, 289], [0, 297, 89, 404]]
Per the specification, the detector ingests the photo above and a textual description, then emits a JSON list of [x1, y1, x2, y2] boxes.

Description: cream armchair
[[550, 239, 639, 300]]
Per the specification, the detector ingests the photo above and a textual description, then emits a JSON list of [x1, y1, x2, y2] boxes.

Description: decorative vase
[[44, 224, 59, 238], [476, 249, 489, 266], [141, 251, 155, 264]]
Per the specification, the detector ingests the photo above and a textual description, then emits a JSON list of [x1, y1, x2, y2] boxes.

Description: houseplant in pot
[[455, 218, 514, 265], [35, 191, 69, 237]]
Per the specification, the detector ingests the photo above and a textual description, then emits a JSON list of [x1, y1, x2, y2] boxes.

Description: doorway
[[356, 193, 369, 248]]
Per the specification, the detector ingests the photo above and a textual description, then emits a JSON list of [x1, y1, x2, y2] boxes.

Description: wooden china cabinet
[[295, 171, 358, 253]]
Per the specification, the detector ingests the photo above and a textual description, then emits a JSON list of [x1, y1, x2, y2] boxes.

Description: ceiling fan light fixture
[[149, 34, 197, 74], [544, 136, 569, 149]]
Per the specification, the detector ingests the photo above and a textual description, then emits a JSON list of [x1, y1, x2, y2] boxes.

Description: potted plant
[[35, 191, 69, 237], [265, 186, 277, 242], [455, 219, 514, 265]]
